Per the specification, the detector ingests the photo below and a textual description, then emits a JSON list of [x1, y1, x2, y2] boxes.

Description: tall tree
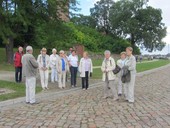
[[90, 0, 114, 35], [109, 0, 167, 52]]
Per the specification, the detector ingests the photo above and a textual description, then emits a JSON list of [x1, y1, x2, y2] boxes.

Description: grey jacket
[[125, 55, 136, 74], [22, 53, 39, 77]]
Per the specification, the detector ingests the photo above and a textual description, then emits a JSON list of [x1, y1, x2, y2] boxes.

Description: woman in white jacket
[[50, 48, 59, 83], [37, 48, 50, 90], [56, 50, 69, 89], [117, 52, 126, 96], [79, 52, 93, 90]]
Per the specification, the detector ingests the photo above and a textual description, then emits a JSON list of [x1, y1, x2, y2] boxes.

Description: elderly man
[[101, 50, 118, 101], [124, 47, 136, 103], [22, 46, 39, 105]]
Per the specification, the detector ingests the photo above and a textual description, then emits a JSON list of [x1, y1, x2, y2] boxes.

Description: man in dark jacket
[[14, 46, 24, 83]]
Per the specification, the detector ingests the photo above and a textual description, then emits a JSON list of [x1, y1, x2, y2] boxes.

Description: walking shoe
[[46, 87, 49, 90], [71, 85, 74, 88], [83, 88, 86, 90], [118, 94, 122, 97], [30, 102, 40, 105], [26, 102, 30, 104], [113, 98, 119, 101], [102, 96, 108, 99]]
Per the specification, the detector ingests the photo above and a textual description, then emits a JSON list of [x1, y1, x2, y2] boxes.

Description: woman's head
[[126, 47, 133, 56], [52, 48, 57, 54], [59, 50, 65, 57], [71, 50, 76, 56], [104, 50, 111, 59], [120, 52, 126, 59], [41, 48, 47, 55], [83, 51, 88, 58]]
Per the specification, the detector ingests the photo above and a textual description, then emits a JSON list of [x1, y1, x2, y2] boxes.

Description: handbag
[[113, 65, 121, 74]]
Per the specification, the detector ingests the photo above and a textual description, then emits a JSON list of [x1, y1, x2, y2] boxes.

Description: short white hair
[[59, 50, 65, 54], [104, 50, 111, 55], [52, 48, 57, 52], [26, 46, 33, 52]]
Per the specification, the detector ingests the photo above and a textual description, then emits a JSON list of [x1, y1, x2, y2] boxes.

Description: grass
[[0, 80, 42, 101], [92, 59, 170, 79]]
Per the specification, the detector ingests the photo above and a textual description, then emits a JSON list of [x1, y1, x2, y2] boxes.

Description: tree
[[71, 14, 96, 28], [90, 0, 114, 34], [109, 0, 167, 52]]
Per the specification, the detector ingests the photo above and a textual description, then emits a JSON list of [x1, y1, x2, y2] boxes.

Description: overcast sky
[[77, 0, 170, 55]]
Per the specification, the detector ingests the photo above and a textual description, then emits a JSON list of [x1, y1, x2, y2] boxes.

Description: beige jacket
[[78, 58, 93, 77], [56, 57, 69, 73], [37, 54, 50, 70], [101, 57, 116, 81]]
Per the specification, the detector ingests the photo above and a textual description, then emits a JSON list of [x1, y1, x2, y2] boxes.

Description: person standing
[[117, 52, 126, 96], [14, 46, 24, 83], [37, 48, 50, 90], [124, 47, 136, 103], [101, 50, 118, 101], [50, 48, 59, 83], [68, 50, 78, 87], [22, 46, 39, 104], [79, 52, 93, 90], [56, 50, 69, 89]]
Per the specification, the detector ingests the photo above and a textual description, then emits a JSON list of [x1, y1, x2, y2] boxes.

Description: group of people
[[14, 45, 136, 104], [101, 47, 136, 103]]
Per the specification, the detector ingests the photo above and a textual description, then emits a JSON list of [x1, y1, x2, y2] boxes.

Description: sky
[[76, 0, 170, 55]]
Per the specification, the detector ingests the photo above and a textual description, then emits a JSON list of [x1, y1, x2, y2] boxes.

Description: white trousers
[[103, 79, 118, 99], [58, 71, 66, 88], [124, 74, 136, 102], [51, 68, 58, 82], [39, 70, 49, 88], [25, 77, 36, 103], [118, 76, 126, 95]]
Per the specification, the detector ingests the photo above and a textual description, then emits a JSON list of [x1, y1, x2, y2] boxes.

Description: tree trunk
[[131, 33, 136, 49], [5, 37, 14, 64]]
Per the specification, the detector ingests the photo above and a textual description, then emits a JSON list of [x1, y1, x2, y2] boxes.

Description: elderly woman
[[124, 47, 136, 103], [50, 48, 59, 83], [68, 50, 79, 87], [37, 48, 50, 90], [79, 52, 93, 90], [101, 50, 118, 101], [117, 52, 126, 96], [56, 50, 69, 89]]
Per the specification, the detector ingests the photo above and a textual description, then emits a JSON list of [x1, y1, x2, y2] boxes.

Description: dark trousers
[[70, 66, 78, 86], [82, 71, 89, 89], [15, 67, 22, 82]]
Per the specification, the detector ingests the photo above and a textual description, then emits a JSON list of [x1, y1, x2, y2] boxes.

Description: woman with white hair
[[56, 50, 69, 89], [37, 48, 50, 90], [101, 50, 118, 101], [50, 48, 59, 83]]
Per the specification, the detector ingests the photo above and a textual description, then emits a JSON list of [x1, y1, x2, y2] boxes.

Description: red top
[[14, 51, 24, 67]]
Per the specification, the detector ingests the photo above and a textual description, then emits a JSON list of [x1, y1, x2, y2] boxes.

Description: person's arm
[[37, 55, 42, 68], [128, 57, 136, 71], [78, 58, 82, 73], [90, 59, 93, 73], [30, 55, 38, 68], [101, 60, 105, 72], [46, 55, 50, 69], [106, 58, 115, 71]]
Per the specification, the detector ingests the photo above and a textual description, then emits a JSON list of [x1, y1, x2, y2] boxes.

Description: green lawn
[[92, 59, 170, 79], [0, 80, 42, 101]]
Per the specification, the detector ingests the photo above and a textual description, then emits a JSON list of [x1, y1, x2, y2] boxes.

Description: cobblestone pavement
[[0, 65, 170, 128]]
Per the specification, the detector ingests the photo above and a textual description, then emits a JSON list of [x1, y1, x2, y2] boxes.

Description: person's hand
[[90, 72, 92, 77]]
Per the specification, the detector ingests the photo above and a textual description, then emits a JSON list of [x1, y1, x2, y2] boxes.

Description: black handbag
[[113, 65, 121, 74]]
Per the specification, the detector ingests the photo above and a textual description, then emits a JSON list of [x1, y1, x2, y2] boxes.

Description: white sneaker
[[72, 85, 74, 88]]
